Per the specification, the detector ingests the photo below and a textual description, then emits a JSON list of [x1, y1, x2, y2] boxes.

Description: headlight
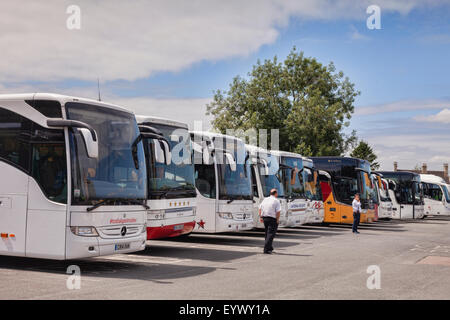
[[193, 207, 197, 216], [70, 226, 98, 237], [218, 212, 233, 219], [148, 210, 165, 220], [141, 223, 147, 234]]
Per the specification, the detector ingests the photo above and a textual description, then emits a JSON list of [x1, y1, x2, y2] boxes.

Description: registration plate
[[115, 243, 130, 251], [174, 224, 184, 230], [241, 224, 247, 228]]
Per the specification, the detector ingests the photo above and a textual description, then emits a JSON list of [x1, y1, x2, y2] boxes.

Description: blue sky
[[1, 0, 449, 170]]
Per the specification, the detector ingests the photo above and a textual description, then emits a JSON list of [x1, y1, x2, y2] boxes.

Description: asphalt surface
[[1, 216, 450, 300]]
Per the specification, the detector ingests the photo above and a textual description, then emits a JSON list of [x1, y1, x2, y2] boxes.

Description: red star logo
[[197, 219, 205, 229]]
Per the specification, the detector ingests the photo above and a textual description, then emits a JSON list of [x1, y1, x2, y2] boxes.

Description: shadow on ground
[[0, 255, 216, 284], [136, 244, 258, 262]]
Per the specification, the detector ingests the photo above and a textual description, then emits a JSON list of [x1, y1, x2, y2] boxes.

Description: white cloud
[[0, 82, 99, 99], [355, 99, 450, 115], [348, 25, 370, 41], [419, 34, 450, 44], [350, 30, 369, 41], [414, 108, 450, 124], [354, 98, 450, 170], [0, 0, 445, 83], [368, 134, 450, 170]]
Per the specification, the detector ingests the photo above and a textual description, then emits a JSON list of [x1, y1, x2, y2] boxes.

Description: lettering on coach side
[[110, 218, 137, 224]]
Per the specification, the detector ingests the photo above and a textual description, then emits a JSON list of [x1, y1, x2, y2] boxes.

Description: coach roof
[[0, 93, 133, 114]]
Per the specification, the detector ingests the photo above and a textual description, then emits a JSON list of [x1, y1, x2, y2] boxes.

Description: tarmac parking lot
[[1, 217, 450, 300]]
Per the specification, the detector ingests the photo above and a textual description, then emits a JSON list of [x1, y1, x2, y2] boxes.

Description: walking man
[[352, 193, 361, 234], [259, 188, 281, 254]]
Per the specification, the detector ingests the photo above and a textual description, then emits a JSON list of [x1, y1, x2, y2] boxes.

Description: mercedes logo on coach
[[120, 226, 127, 236]]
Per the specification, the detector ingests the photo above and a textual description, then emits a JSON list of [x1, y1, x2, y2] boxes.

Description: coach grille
[[97, 225, 140, 238]]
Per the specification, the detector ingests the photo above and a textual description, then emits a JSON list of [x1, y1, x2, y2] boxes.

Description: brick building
[[393, 162, 449, 183]]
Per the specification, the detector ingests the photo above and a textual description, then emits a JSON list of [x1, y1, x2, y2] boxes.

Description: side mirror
[[203, 146, 213, 165], [275, 169, 282, 182], [47, 119, 98, 159], [79, 128, 99, 158], [260, 159, 269, 176], [162, 140, 171, 165], [154, 139, 171, 165], [364, 173, 371, 187], [224, 152, 236, 172]]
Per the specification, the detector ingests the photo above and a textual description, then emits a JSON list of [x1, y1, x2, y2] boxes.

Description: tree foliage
[[206, 47, 359, 156], [350, 140, 380, 170]]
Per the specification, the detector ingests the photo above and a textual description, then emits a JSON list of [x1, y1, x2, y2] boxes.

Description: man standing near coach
[[259, 188, 281, 254], [352, 193, 361, 234]]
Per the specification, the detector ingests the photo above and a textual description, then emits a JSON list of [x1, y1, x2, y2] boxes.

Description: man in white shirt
[[352, 193, 361, 234], [259, 188, 281, 254]]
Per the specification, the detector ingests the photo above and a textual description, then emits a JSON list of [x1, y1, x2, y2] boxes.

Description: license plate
[[295, 220, 300, 223], [174, 224, 184, 230], [242, 224, 247, 228], [115, 243, 130, 251]]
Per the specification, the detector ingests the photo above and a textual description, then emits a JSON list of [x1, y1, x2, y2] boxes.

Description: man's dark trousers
[[352, 211, 360, 232], [263, 216, 278, 253]]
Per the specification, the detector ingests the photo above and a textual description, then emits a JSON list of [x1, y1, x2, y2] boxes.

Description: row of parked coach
[[0, 94, 448, 260]]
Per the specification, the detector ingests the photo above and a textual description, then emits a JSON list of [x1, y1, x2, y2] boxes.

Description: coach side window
[[0, 106, 67, 204], [424, 183, 442, 201], [0, 107, 31, 173], [29, 124, 67, 204], [195, 164, 216, 199]]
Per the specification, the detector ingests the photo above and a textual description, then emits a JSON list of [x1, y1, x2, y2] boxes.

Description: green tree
[[350, 140, 380, 170], [206, 47, 359, 156]]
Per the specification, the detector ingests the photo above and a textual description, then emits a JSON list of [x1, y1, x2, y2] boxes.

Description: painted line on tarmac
[[98, 254, 192, 265], [173, 233, 308, 243], [149, 241, 270, 252]]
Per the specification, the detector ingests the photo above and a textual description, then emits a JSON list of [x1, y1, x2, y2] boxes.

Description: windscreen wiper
[[149, 189, 171, 199], [169, 185, 195, 191], [153, 185, 196, 198], [131, 135, 143, 170], [125, 199, 150, 210], [227, 196, 237, 204], [87, 198, 149, 212], [226, 195, 245, 204], [86, 199, 113, 212]]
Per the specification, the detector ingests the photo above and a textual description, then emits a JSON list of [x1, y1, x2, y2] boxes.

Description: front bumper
[[216, 218, 254, 233], [147, 221, 195, 239], [65, 227, 146, 260]]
